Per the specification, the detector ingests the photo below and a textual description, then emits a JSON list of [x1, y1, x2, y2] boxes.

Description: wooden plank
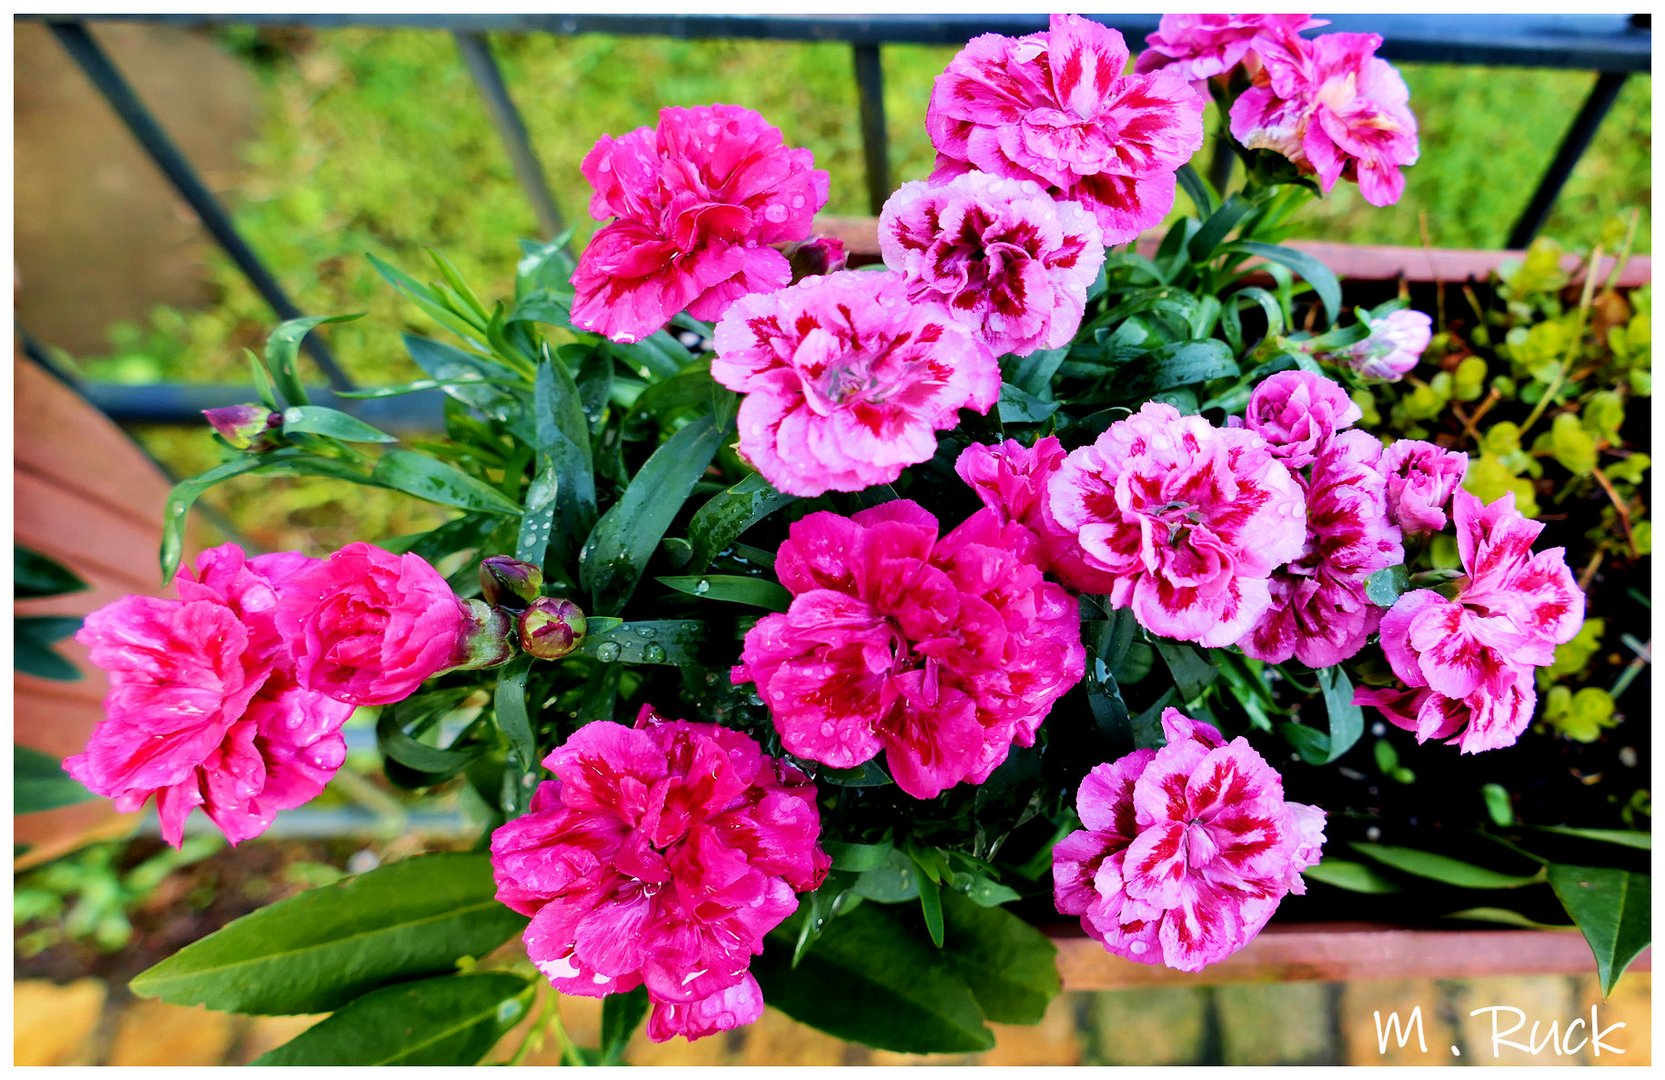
[[1050, 923, 1652, 989]]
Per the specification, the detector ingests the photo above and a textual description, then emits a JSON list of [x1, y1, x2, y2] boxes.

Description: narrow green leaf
[[918, 877, 945, 948], [371, 253, 487, 341], [281, 406, 396, 444], [684, 472, 795, 573], [129, 853, 526, 1014], [252, 973, 533, 1066], [15, 545, 88, 598], [849, 848, 921, 902], [16, 615, 84, 681], [820, 760, 892, 788], [1351, 843, 1544, 890], [578, 620, 708, 666], [1011, 346, 1071, 397], [1114, 340, 1238, 400], [1300, 858, 1404, 894], [15, 746, 96, 813], [246, 347, 280, 410], [374, 707, 483, 781], [599, 986, 650, 1065], [1189, 194, 1255, 261], [1318, 666, 1364, 762], [824, 840, 895, 873], [1174, 163, 1218, 217], [160, 455, 281, 581], [656, 574, 791, 612], [1443, 907, 1572, 931], [1154, 639, 1218, 701], [997, 382, 1060, 424], [939, 891, 1060, 1025], [371, 450, 521, 515], [1548, 864, 1651, 996], [1223, 241, 1342, 326], [266, 315, 359, 407], [530, 351, 595, 568], [402, 335, 529, 431], [754, 904, 994, 1054], [1533, 826, 1651, 851], [494, 657, 537, 784], [579, 417, 723, 613]]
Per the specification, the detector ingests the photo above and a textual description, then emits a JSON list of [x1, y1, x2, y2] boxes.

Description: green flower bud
[[450, 599, 516, 670], [518, 597, 587, 661], [479, 555, 544, 607]]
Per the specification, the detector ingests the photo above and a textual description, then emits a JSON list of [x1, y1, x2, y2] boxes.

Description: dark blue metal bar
[[78, 382, 448, 434], [454, 30, 566, 240], [45, 20, 355, 392], [1506, 72, 1631, 249], [25, 14, 1653, 72], [851, 43, 890, 217]]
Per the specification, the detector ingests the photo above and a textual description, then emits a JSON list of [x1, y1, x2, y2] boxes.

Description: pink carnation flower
[[735, 501, 1085, 800], [1230, 33, 1419, 207], [1136, 14, 1326, 84], [879, 172, 1105, 358], [1241, 430, 1405, 667], [65, 545, 352, 846], [1360, 491, 1584, 752], [1053, 709, 1324, 972], [1048, 403, 1307, 647], [570, 104, 830, 344], [1335, 309, 1433, 381], [1382, 439, 1468, 534], [711, 270, 999, 497], [955, 437, 1117, 594], [926, 14, 1205, 244], [274, 542, 470, 707], [1244, 369, 1363, 471], [490, 706, 827, 1043]]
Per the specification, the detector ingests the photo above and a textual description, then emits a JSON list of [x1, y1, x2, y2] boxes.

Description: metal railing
[[16, 13, 1654, 430]]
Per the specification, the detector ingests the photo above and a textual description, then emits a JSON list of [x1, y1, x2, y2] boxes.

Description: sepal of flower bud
[[518, 597, 587, 661], [449, 599, 516, 670], [203, 404, 280, 451], [787, 236, 847, 281], [479, 555, 544, 607]]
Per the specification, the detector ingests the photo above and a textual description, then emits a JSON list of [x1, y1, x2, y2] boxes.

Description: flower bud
[[788, 236, 848, 281], [479, 555, 544, 607], [203, 404, 280, 450], [449, 599, 516, 671], [518, 597, 587, 661]]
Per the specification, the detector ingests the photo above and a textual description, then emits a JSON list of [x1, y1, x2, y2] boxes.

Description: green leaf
[[824, 840, 895, 873], [15, 545, 87, 598], [372, 253, 488, 342], [16, 615, 84, 681], [1548, 864, 1651, 996], [1189, 194, 1256, 261], [754, 904, 994, 1054], [252, 973, 533, 1066], [530, 350, 596, 569], [1351, 843, 1544, 890], [939, 891, 1060, 1025], [819, 760, 892, 788], [1481, 784, 1515, 828], [402, 335, 527, 429], [849, 847, 922, 902], [374, 702, 484, 782], [600, 986, 650, 1066], [684, 472, 795, 573], [997, 382, 1060, 424], [580, 417, 723, 613], [1364, 564, 1411, 608], [15, 746, 96, 813], [1174, 163, 1218, 218], [1223, 241, 1342, 326], [281, 406, 396, 444], [161, 454, 283, 581], [266, 315, 359, 407], [371, 450, 521, 515], [1533, 826, 1651, 851], [1300, 858, 1404, 894], [1113, 340, 1238, 400], [1282, 721, 1331, 766], [578, 620, 708, 666], [1010, 346, 1071, 397], [656, 574, 791, 612], [1154, 639, 1217, 701], [1317, 666, 1364, 762], [247, 347, 280, 410], [918, 877, 945, 948], [1443, 907, 1572, 931], [129, 852, 526, 1014], [494, 656, 537, 784]]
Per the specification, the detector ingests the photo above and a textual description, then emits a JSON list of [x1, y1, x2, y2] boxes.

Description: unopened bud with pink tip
[[480, 555, 543, 608], [203, 404, 281, 450]]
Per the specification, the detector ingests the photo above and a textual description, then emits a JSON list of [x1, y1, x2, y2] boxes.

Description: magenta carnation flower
[[878, 172, 1105, 358], [1244, 368, 1363, 471], [274, 542, 471, 707], [1241, 430, 1405, 667], [1053, 709, 1324, 972], [1048, 402, 1307, 647], [65, 544, 352, 846], [1382, 439, 1468, 534], [955, 436, 1117, 594], [1230, 32, 1419, 207], [734, 501, 1084, 800], [1135, 14, 1326, 84], [926, 14, 1205, 244], [570, 104, 830, 344], [711, 269, 999, 497], [490, 706, 827, 1043], [1335, 309, 1433, 381], [1360, 491, 1584, 752]]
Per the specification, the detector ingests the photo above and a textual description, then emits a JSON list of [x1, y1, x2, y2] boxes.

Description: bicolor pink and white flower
[[1241, 430, 1404, 667], [711, 270, 999, 497], [1229, 33, 1419, 207], [570, 104, 830, 343], [1359, 491, 1584, 752], [734, 501, 1084, 800], [1135, 14, 1326, 84], [274, 542, 471, 707], [1053, 709, 1324, 972], [65, 544, 352, 847], [491, 706, 827, 1043], [1047, 403, 1307, 646], [926, 14, 1205, 243], [1382, 439, 1468, 534], [879, 172, 1105, 357], [1243, 368, 1363, 471], [1334, 309, 1433, 381]]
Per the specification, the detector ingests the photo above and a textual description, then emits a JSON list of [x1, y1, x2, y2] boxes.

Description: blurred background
[[13, 14, 1653, 1066]]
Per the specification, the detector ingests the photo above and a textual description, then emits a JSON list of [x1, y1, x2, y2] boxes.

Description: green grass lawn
[[72, 27, 1650, 550]]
